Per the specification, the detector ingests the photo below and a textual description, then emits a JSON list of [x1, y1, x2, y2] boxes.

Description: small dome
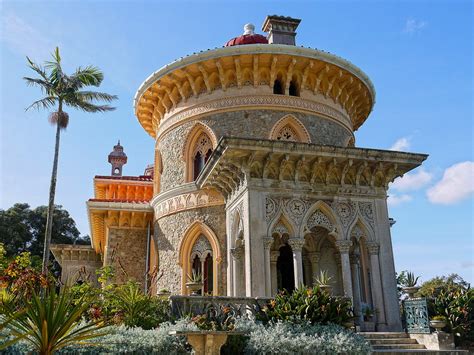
[[109, 140, 127, 159], [225, 23, 268, 47]]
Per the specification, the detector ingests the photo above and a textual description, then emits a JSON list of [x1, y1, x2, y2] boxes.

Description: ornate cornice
[[196, 137, 428, 200], [134, 45, 375, 138]]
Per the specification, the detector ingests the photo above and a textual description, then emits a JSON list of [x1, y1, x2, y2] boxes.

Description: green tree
[[0, 203, 89, 259], [24, 47, 117, 275], [416, 274, 469, 298]]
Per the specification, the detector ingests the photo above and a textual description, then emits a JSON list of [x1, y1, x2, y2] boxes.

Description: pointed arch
[[269, 114, 311, 143], [267, 213, 296, 239], [182, 122, 217, 182], [178, 221, 221, 295], [300, 200, 342, 238], [347, 215, 375, 242]]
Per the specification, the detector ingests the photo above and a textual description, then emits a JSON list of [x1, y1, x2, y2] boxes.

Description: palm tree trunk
[[41, 102, 62, 275]]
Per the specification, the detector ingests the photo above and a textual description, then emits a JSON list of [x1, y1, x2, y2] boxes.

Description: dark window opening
[[193, 149, 213, 180], [273, 79, 284, 95], [277, 244, 295, 292], [289, 80, 300, 97]]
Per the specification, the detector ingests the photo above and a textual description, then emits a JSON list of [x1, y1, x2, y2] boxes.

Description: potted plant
[[362, 303, 374, 322], [430, 315, 447, 332], [402, 271, 420, 298], [314, 270, 333, 294], [186, 269, 203, 296]]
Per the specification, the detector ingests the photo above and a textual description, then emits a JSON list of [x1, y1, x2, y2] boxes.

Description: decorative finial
[[243, 23, 255, 35], [117, 139, 120, 145]]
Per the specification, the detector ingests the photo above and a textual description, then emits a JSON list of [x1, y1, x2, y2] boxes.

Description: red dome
[[225, 33, 268, 47]]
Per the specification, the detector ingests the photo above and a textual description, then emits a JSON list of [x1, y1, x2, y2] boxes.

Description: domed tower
[[134, 15, 427, 331], [108, 140, 127, 176]]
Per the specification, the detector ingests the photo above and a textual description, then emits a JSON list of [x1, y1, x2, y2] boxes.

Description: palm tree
[[24, 47, 117, 275]]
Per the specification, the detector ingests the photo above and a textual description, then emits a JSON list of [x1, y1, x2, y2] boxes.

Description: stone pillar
[[366, 242, 387, 326], [309, 252, 320, 286], [288, 238, 305, 289], [270, 251, 279, 295], [351, 253, 363, 324], [335, 240, 353, 299], [263, 237, 274, 297], [230, 245, 245, 297]]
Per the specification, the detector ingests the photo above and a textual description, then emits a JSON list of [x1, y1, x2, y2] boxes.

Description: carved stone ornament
[[265, 197, 277, 221], [230, 245, 245, 260], [350, 224, 364, 239], [263, 237, 274, 250], [287, 198, 306, 220], [191, 235, 213, 260], [358, 202, 374, 227], [273, 221, 289, 236], [288, 238, 305, 251], [366, 242, 380, 255], [334, 201, 356, 229], [335, 240, 352, 253], [307, 210, 333, 231]]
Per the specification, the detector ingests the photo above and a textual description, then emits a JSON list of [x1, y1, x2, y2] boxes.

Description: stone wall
[[154, 205, 227, 295], [106, 228, 148, 287], [158, 110, 351, 192]]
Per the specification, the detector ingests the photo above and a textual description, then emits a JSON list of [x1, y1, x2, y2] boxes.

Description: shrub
[[231, 318, 371, 354], [260, 286, 353, 326], [2, 319, 197, 354]]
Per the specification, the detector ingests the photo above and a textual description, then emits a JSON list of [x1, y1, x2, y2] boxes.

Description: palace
[[52, 15, 427, 332]]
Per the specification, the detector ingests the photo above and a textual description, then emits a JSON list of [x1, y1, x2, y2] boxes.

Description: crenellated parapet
[[134, 45, 375, 138]]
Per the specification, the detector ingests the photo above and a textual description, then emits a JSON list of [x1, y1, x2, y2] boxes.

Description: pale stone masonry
[[52, 15, 428, 332]]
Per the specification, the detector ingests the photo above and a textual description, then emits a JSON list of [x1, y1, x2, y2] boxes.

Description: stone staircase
[[360, 332, 465, 354]]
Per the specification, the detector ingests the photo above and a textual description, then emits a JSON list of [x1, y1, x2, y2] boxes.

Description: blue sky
[[1, 0, 472, 284]]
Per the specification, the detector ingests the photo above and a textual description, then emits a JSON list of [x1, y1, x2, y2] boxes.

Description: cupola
[[108, 140, 127, 176], [225, 23, 268, 46]]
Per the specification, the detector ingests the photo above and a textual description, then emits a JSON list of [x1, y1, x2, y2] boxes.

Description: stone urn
[[343, 320, 354, 329], [430, 320, 447, 332], [402, 286, 420, 299], [186, 282, 203, 296], [157, 290, 171, 297]]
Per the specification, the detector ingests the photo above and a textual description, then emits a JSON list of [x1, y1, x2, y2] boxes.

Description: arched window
[[269, 115, 311, 143], [289, 78, 300, 97], [273, 73, 284, 95], [192, 133, 213, 180], [190, 235, 214, 295], [183, 123, 217, 182]]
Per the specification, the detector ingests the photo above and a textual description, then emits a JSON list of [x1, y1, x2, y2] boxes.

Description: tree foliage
[[0, 203, 89, 258]]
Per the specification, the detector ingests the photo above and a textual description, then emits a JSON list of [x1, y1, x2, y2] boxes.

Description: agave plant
[[0, 287, 108, 354], [403, 271, 420, 288], [314, 270, 333, 286], [187, 269, 203, 283]]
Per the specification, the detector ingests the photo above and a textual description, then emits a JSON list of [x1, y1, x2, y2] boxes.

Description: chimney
[[262, 15, 301, 46]]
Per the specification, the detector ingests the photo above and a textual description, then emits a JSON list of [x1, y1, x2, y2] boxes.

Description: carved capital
[[231, 245, 245, 260], [366, 242, 380, 255], [288, 238, 305, 252], [335, 240, 352, 254], [263, 237, 274, 250], [309, 252, 321, 262]]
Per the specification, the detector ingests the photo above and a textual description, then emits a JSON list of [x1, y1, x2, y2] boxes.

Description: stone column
[[288, 238, 305, 289], [309, 252, 320, 286], [335, 240, 353, 299], [366, 242, 387, 326], [263, 237, 274, 297], [270, 251, 279, 295], [200, 257, 206, 295], [230, 245, 245, 297], [350, 253, 363, 324]]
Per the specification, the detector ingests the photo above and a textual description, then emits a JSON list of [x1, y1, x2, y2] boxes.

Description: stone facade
[[158, 110, 351, 192], [154, 205, 227, 295]]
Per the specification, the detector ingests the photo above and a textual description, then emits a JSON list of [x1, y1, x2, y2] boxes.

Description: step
[[369, 338, 419, 345], [373, 344, 427, 350], [361, 332, 409, 339]]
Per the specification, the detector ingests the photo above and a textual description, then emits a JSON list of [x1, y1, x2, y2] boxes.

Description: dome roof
[[225, 23, 268, 47]]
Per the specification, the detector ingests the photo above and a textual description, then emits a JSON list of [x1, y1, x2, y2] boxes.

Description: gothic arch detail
[[269, 115, 311, 143], [347, 216, 375, 242], [178, 221, 221, 295], [182, 122, 218, 182], [300, 201, 341, 238], [268, 213, 295, 238]]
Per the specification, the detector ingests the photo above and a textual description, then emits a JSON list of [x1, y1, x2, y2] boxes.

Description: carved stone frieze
[[306, 210, 333, 231], [288, 238, 305, 251], [358, 201, 375, 229], [154, 189, 224, 219], [333, 201, 357, 231]]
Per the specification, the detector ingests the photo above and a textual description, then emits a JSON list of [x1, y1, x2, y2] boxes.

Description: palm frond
[[65, 96, 116, 112], [69, 66, 104, 87], [75, 91, 118, 103], [23, 77, 54, 93], [25, 57, 49, 81], [25, 97, 58, 111]]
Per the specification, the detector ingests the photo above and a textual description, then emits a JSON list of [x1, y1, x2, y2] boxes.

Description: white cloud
[[0, 13, 55, 59], [427, 161, 474, 204], [388, 193, 413, 206], [391, 169, 433, 191], [389, 137, 411, 151], [404, 18, 427, 34]]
